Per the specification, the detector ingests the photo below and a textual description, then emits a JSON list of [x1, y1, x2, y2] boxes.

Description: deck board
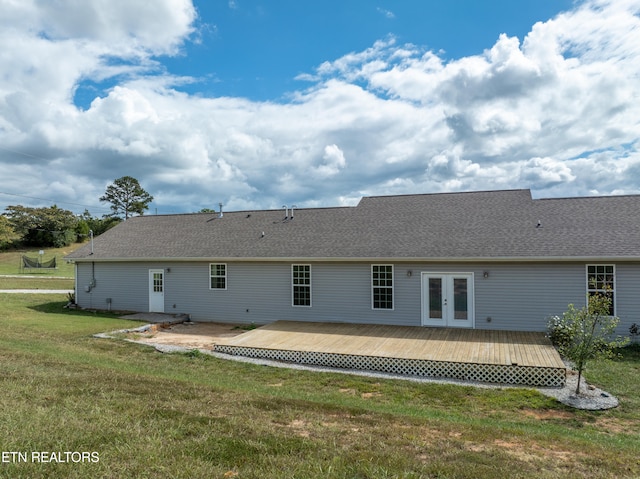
[[213, 321, 566, 386], [216, 321, 564, 368]]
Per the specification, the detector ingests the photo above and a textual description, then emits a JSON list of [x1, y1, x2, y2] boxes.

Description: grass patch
[[0, 294, 639, 478], [0, 244, 83, 277], [587, 344, 640, 412], [0, 277, 75, 290], [234, 322, 257, 331]]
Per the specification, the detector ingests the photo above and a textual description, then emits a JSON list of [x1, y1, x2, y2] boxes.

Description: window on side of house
[[210, 263, 227, 290], [372, 264, 394, 310], [586, 264, 615, 315], [292, 264, 311, 307]]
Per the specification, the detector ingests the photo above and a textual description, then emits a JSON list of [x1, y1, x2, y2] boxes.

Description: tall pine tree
[[100, 176, 153, 219]]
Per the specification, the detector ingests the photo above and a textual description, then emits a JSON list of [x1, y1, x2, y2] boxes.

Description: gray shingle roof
[[66, 189, 640, 262]]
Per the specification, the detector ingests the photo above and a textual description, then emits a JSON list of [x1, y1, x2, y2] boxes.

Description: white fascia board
[[69, 255, 640, 263]]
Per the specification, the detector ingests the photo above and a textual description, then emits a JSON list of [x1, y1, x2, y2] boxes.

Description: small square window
[[210, 263, 227, 290]]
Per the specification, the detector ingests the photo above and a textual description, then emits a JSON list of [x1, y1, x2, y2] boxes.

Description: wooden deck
[[214, 321, 566, 387]]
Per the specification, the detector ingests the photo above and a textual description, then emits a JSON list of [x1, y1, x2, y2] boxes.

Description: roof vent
[[536, 220, 542, 228], [218, 203, 224, 218], [282, 204, 298, 220]]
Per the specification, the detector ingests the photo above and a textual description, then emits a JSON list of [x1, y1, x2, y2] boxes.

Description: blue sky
[[1, 0, 639, 215], [167, 1, 574, 100], [75, 0, 575, 106]]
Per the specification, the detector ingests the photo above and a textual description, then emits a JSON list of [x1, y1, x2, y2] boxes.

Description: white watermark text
[[2, 451, 99, 464]]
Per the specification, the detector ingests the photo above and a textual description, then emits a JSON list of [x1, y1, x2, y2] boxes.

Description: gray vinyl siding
[[74, 260, 640, 334], [472, 263, 586, 331], [615, 263, 640, 335], [75, 262, 152, 312], [170, 262, 292, 323], [171, 263, 398, 325]]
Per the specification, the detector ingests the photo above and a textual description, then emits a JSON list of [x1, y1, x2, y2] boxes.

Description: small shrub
[[546, 314, 572, 351], [184, 349, 208, 359], [630, 323, 640, 344], [234, 322, 257, 331]]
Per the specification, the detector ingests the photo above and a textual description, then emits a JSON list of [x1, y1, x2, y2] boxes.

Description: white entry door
[[149, 269, 165, 313], [421, 273, 474, 328]]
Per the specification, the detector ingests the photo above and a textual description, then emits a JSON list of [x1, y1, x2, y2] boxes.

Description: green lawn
[[0, 294, 639, 478], [0, 276, 75, 290], [0, 244, 82, 277]]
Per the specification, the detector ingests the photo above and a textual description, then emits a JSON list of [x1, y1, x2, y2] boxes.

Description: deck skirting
[[213, 344, 566, 387]]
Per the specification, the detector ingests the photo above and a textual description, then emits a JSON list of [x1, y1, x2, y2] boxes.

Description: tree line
[[0, 176, 153, 249]]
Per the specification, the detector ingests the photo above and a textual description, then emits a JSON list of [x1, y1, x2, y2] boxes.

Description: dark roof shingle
[[66, 189, 640, 262]]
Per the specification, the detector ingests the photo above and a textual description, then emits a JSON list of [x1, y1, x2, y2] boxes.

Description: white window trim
[[371, 264, 394, 310], [209, 263, 227, 290], [292, 264, 312, 307], [585, 264, 616, 315]]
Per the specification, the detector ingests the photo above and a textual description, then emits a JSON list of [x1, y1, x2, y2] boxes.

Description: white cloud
[[315, 37, 396, 82], [518, 157, 576, 187], [1, 0, 640, 215], [34, 0, 196, 55], [313, 144, 347, 178], [376, 7, 395, 19]]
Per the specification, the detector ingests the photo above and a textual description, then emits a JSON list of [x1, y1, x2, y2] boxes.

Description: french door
[[421, 273, 474, 328]]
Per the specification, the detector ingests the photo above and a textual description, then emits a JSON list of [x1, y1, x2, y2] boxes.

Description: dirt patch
[[520, 408, 574, 421], [468, 439, 581, 464], [286, 419, 312, 438], [125, 322, 247, 350], [593, 416, 638, 435]]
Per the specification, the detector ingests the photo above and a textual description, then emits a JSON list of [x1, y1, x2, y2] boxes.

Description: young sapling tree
[[548, 288, 629, 394]]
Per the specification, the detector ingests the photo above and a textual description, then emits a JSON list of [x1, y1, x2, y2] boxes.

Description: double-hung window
[[586, 264, 615, 315], [210, 263, 227, 290], [292, 264, 311, 306], [372, 265, 394, 309]]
